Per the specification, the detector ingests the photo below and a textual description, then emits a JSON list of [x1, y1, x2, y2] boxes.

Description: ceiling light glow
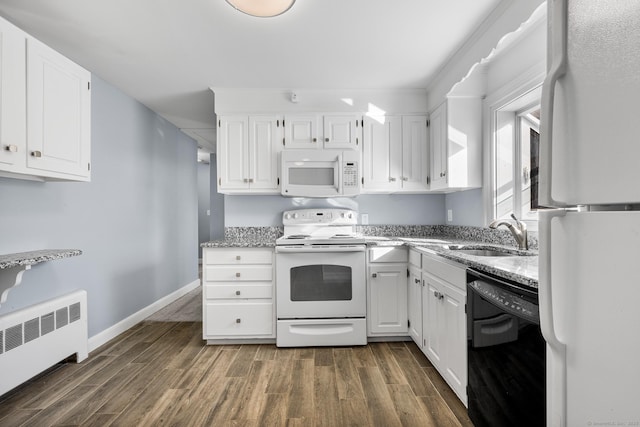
[[226, 0, 296, 17]]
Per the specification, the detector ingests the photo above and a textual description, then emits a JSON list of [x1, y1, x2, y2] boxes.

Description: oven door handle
[[276, 245, 366, 253]]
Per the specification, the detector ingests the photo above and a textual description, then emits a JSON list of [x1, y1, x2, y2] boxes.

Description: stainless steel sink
[[452, 249, 513, 257], [447, 245, 536, 257]]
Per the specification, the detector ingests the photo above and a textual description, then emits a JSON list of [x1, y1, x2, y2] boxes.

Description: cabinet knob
[[389, 177, 396, 182], [4, 144, 18, 153], [249, 178, 254, 183], [243, 178, 249, 183], [31, 150, 42, 158], [325, 137, 329, 142], [402, 177, 408, 181], [414, 278, 420, 284], [236, 318, 241, 324], [372, 273, 377, 278], [236, 255, 241, 260], [312, 138, 317, 142], [235, 272, 241, 278], [235, 290, 241, 296]]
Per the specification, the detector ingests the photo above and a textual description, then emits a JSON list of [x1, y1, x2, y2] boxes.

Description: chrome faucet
[[489, 213, 528, 250]]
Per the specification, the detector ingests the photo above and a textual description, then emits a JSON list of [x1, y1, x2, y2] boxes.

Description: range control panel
[[282, 209, 357, 225]]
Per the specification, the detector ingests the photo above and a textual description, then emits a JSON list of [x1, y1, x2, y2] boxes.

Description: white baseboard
[[88, 279, 200, 352]]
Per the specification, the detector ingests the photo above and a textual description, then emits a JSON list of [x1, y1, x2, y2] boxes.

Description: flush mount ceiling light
[[226, 0, 296, 17]]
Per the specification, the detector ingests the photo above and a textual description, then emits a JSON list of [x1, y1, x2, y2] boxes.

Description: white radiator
[[0, 290, 88, 397]]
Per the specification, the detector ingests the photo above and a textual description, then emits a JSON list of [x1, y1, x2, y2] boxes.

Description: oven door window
[[290, 265, 352, 301]]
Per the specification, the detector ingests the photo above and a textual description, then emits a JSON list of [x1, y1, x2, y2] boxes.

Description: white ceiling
[[0, 0, 503, 151]]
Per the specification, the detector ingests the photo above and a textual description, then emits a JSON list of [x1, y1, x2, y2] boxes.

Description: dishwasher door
[[466, 269, 546, 427]]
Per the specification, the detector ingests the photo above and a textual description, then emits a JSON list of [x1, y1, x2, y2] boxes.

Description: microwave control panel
[[343, 162, 358, 187], [342, 150, 360, 196]]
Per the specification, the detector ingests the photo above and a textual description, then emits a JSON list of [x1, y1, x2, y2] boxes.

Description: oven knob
[[284, 213, 291, 220], [293, 213, 299, 219], [341, 212, 346, 218], [348, 213, 353, 219]]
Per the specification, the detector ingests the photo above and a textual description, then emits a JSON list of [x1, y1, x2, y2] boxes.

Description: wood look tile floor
[[0, 290, 473, 426]]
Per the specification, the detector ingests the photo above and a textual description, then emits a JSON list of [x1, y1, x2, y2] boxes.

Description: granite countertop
[[0, 249, 83, 270], [201, 232, 538, 289]]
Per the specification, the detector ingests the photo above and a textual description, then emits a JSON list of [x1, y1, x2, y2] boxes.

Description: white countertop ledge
[[0, 249, 82, 307]]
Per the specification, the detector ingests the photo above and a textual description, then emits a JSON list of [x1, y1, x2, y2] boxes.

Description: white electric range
[[275, 208, 367, 347]]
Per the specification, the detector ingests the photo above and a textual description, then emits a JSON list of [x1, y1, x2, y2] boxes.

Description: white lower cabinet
[[202, 248, 275, 341], [367, 247, 408, 337], [413, 250, 468, 406], [407, 253, 423, 344]]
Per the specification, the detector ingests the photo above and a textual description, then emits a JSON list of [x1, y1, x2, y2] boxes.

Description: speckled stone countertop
[[201, 226, 538, 288], [0, 249, 83, 270], [368, 236, 538, 289]]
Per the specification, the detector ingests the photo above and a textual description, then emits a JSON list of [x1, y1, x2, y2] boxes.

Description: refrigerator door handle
[[539, 0, 568, 207], [539, 208, 568, 426]]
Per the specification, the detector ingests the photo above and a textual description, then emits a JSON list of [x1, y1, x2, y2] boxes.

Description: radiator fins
[[1, 302, 82, 354]]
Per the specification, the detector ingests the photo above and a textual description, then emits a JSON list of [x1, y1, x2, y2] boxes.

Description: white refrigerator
[[539, 0, 640, 426]]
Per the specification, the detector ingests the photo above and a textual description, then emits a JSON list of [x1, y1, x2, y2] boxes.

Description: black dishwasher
[[466, 269, 545, 427]]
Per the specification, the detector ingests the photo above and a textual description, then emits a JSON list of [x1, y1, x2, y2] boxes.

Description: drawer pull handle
[[236, 318, 241, 324], [235, 272, 241, 278], [414, 278, 420, 284], [236, 255, 241, 260], [235, 290, 241, 296], [31, 150, 42, 158], [372, 273, 377, 278], [5, 144, 18, 153]]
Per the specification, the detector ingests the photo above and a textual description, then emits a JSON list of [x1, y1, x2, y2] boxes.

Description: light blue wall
[[224, 194, 446, 226], [197, 161, 210, 258], [0, 75, 199, 337], [445, 189, 484, 226]]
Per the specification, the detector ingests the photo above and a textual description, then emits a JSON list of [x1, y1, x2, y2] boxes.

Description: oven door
[[276, 245, 366, 318]]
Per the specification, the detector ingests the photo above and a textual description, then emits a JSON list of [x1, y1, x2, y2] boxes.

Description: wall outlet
[[361, 213, 369, 225], [447, 209, 453, 222]]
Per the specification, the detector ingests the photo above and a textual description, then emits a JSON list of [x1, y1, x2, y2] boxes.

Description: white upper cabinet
[[283, 114, 320, 149], [362, 114, 428, 193], [0, 17, 91, 182], [401, 115, 429, 191], [26, 37, 91, 180], [322, 114, 360, 150], [283, 114, 361, 150], [429, 98, 482, 191], [363, 115, 402, 191], [0, 18, 26, 170], [217, 115, 282, 194]]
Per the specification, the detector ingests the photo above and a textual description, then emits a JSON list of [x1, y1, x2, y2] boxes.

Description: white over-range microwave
[[280, 150, 360, 198]]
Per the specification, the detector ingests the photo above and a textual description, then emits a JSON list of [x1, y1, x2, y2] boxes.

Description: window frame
[[483, 72, 545, 231]]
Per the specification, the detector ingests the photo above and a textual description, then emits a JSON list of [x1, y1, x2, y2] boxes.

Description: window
[[491, 85, 542, 229]]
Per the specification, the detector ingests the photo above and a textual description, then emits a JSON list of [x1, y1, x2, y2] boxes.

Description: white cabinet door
[[26, 37, 91, 180], [429, 102, 447, 190], [368, 263, 408, 335], [442, 280, 467, 404], [323, 114, 360, 150], [401, 115, 428, 191], [362, 115, 402, 192], [218, 116, 249, 190], [249, 115, 281, 190], [0, 18, 26, 170], [423, 273, 445, 366], [407, 264, 423, 345], [284, 114, 320, 149]]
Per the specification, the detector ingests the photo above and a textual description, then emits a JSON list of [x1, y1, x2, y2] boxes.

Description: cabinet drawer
[[422, 254, 466, 289], [204, 248, 272, 265], [409, 249, 421, 268], [204, 302, 273, 336], [205, 265, 273, 282], [204, 284, 272, 300], [368, 247, 408, 263]]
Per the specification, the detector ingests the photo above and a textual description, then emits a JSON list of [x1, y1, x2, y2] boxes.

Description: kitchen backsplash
[[222, 225, 538, 250]]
